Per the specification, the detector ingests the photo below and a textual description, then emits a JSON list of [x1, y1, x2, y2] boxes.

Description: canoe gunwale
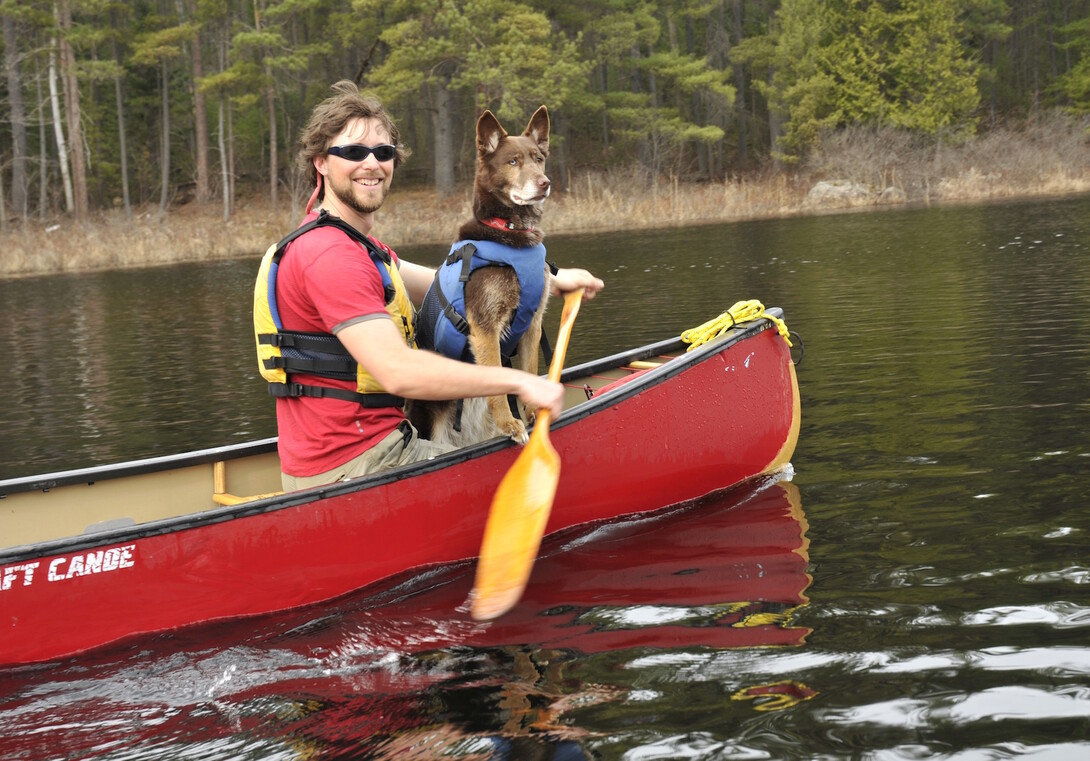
[[0, 312, 783, 566]]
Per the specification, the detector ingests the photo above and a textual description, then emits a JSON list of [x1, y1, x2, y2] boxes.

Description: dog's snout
[[539, 176, 551, 190]]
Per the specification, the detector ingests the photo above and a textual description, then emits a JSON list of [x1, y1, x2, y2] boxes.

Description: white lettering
[[66, 555, 85, 579], [1, 562, 39, 591], [24, 544, 140, 587], [84, 550, 104, 574]]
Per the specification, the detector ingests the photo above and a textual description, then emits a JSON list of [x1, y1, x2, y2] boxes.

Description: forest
[[0, 0, 1087, 229]]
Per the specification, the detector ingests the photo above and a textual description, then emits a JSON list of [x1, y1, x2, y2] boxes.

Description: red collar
[[481, 217, 535, 233]]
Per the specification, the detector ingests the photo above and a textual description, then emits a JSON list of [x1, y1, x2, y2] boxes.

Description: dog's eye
[[508, 157, 518, 166]]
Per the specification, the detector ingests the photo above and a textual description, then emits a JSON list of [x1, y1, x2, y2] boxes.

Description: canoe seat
[[212, 461, 282, 506]]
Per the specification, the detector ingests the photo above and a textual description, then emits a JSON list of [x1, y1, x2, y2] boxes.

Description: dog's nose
[[539, 177, 551, 190]]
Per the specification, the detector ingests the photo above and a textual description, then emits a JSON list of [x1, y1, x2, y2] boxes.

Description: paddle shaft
[[546, 289, 583, 383]]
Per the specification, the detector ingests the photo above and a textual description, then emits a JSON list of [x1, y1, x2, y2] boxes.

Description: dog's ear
[[476, 110, 507, 156], [523, 106, 550, 153]]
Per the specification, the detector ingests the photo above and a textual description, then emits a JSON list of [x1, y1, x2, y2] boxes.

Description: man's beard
[[327, 173, 387, 215]]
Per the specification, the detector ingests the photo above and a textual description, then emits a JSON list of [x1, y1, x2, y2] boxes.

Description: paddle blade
[[471, 422, 560, 620]]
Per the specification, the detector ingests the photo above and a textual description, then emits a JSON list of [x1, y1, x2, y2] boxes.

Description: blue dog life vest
[[417, 239, 548, 362]]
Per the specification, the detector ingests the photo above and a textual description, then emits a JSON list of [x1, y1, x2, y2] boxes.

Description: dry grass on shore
[[3, 115, 1088, 278]]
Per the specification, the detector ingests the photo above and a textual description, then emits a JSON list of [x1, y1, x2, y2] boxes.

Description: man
[[255, 81, 604, 491]]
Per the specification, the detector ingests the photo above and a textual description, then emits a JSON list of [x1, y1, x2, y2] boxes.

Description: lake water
[[2, 194, 1090, 759]]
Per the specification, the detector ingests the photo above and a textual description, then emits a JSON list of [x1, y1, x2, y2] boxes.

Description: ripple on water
[[821, 684, 1090, 727], [867, 741, 1090, 760]]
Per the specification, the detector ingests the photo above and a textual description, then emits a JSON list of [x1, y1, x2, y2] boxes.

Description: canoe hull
[[0, 319, 799, 666]]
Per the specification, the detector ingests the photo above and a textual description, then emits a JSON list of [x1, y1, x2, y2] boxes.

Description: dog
[[409, 106, 553, 448]]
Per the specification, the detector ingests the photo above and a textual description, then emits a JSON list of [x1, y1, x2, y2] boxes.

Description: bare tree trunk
[[219, 93, 229, 221], [730, 0, 748, 167], [227, 92, 235, 210], [187, 0, 210, 203], [215, 28, 231, 220], [768, 62, 782, 172], [48, 40, 74, 214], [0, 150, 6, 232], [57, 0, 87, 220], [3, 13, 28, 219], [600, 64, 610, 154], [253, 0, 277, 210], [159, 60, 171, 216], [35, 57, 47, 219], [266, 83, 277, 208], [432, 80, 454, 196], [111, 37, 131, 219]]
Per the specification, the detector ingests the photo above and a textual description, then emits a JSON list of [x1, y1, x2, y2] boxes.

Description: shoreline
[[2, 170, 1088, 279]]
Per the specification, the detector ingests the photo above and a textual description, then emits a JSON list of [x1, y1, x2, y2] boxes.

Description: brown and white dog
[[409, 106, 553, 448]]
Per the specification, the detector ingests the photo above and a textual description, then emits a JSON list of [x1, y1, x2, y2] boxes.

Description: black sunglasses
[[326, 144, 397, 162]]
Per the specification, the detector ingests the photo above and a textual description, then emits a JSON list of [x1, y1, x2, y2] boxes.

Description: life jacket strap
[[430, 251, 472, 337], [268, 382, 403, 408], [263, 356, 356, 376], [259, 330, 358, 376], [445, 242, 477, 283], [273, 211, 396, 303], [259, 331, 346, 352]]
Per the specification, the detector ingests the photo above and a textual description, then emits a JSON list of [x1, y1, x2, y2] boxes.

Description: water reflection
[[0, 260, 274, 480]]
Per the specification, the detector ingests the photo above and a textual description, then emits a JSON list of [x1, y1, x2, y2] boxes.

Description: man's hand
[[513, 374, 565, 420], [551, 267, 604, 299]]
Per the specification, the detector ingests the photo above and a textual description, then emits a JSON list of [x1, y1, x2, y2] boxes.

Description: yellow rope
[[680, 299, 793, 351]]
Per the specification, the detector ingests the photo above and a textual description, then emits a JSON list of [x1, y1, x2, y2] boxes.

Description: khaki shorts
[[282, 421, 453, 492]]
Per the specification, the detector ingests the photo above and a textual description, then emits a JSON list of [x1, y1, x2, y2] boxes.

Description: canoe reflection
[[317, 477, 812, 657]]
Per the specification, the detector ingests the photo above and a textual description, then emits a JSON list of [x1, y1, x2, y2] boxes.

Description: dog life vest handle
[[433, 243, 476, 338]]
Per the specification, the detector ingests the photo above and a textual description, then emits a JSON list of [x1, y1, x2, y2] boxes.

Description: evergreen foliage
[[0, 0, 1085, 218]]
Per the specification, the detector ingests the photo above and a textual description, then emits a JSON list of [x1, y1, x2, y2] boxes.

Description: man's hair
[[297, 80, 410, 195]]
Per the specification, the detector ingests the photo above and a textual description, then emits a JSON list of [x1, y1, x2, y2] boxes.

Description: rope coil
[[681, 299, 793, 352]]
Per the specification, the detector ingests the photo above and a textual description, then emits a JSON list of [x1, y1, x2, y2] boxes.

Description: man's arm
[[337, 317, 565, 418], [398, 260, 437, 305]]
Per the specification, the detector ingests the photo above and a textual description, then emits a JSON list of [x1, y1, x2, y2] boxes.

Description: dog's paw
[[499, 418, 529, 444]]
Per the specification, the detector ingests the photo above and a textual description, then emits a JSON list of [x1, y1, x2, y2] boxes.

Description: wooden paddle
[[470, 287, 585, 620]]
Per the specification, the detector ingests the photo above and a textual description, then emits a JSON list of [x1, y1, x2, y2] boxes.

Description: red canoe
[[0, 480, 810, 761], [0, 307, 800, 667]]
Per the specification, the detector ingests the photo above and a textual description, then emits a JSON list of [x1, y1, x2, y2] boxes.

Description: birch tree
[[47, 35, 74, 212], [56, 0, 88, 219]]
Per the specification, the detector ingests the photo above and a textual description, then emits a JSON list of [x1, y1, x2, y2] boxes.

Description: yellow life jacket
[[253, 211, 415, 406]]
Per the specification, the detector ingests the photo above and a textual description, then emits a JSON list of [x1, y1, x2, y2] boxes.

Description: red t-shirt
[[274, 213, 406, 476]]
